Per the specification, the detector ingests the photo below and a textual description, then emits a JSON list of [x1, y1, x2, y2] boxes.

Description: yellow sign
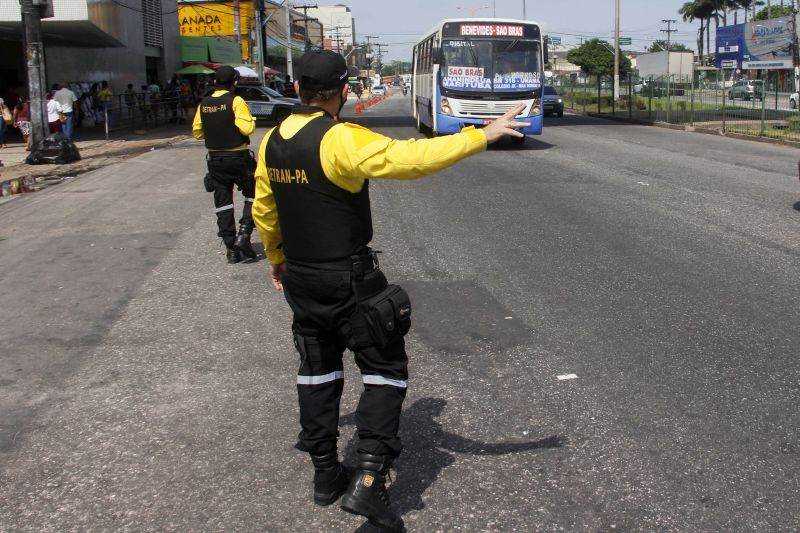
[[178, 3, 254, 60]]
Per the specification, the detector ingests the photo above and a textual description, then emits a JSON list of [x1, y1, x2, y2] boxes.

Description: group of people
[[194, 51, 527, 532]]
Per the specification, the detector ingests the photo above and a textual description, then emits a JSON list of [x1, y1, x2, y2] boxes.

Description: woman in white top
[[46, 92, 62, 134]]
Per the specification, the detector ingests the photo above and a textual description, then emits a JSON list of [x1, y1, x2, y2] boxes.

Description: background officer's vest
[[199, 91, 248, 150], [265, 112, 372, 262]]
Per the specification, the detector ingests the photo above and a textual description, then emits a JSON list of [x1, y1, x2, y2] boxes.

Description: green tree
[[647, 40, 693, 53], [566, 38, 632, 76], [754, 4, 792, 20]]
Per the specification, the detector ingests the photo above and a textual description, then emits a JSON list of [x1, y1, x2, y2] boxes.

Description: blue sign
[[716, 18, 793, 69]]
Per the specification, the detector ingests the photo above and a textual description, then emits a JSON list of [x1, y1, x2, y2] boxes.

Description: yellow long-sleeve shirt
[[192, 90, 256, 151], [251, 110, 488, 265]]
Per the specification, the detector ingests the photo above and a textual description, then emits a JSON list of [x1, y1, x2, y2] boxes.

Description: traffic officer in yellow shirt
[[251, 49, 528, 532], [193, 65, 258, 263]]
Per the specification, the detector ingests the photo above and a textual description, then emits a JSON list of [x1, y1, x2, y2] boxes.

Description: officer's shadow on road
[[340, 397, 568, 531]]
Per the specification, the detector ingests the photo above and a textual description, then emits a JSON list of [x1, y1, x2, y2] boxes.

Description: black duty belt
[[288, 248, 380, 279], [208, 150, 249, 159]]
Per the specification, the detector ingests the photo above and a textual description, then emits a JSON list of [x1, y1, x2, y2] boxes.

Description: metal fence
[[73, 91, 192, 139], [552, 70, 800, 144]]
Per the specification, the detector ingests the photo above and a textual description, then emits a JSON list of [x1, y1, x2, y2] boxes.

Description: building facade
[[0, 0, 182, 98], [305, 5, 354, 54]]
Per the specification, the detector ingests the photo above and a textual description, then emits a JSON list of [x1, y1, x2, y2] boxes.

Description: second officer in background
[[192, 65, 258, 263]]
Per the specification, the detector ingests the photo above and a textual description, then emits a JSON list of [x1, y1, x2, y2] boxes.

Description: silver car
[[728, 79, 763, 101]]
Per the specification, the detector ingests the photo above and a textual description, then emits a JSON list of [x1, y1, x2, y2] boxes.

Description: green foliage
[[787, 115, 800, 132], [566, 39, 632, 76], [754, 5, 792, 20], [647, 40, 693, 53]]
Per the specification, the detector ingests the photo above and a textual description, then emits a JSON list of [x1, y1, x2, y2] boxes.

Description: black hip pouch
[[349, 268, 412, 349], [358, 283, 412, 348]]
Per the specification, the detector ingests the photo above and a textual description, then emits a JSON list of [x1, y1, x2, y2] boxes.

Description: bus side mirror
[[432, 49, 442, 64], [543, 38, 550, 64]]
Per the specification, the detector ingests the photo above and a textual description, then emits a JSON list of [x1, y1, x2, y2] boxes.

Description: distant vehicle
[[372, 85, 386, 96], [633, 79, 666, 97], [412, 17, 545, 142], [542, 85, 563, 117], [790, 91, 799, 109], [203, 85, 299, 123], [728, 79, 763, 101]]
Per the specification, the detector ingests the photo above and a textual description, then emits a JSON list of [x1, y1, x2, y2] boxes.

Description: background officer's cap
[[297, 50, 355, 91], [215, 65, 239, 85]]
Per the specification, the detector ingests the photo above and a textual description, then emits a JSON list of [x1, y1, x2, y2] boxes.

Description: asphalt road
[[1, 92, 799, 532]]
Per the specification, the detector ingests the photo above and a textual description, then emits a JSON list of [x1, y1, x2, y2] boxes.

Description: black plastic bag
[[25, 132, 81, 165]]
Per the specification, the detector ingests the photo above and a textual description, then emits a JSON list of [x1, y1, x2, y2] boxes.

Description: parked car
[[790, 91, 799, 109], [728, 79, 763, 101], [542, 85, 564, 117], [371, 85, 386, 96], [203, 85, 299, 123]]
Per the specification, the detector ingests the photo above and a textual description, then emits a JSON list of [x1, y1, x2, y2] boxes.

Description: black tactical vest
[[199, 91, 249, 150], [265, 107, 373, 262]]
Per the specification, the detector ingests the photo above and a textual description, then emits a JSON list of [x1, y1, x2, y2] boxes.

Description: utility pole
[[662, 19, 676, 122], [254, 0, 265, 85], [285, 2, 292, 79], [614, 0, 620, 101], [234, 0, 242, 57], [364, 34, 379, 79], [793, 0, 799, 93], [293, 3, 317, 50], [20, 0, 50, 147]]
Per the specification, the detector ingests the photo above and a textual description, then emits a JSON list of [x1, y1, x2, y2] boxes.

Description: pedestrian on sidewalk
[[53, 82, 78, 140], [97, 81, 113, 130], [46, 92, 62, 134], [251, 49, 528, 532], [13, 97, 31, 151], [192, 65, 258, 264], [0, 97, 9, 148], [124, 83, 137, 121]]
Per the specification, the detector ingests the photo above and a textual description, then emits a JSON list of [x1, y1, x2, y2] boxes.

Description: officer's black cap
[[215, 65, 239, 85], [297, 49, 352, 91]]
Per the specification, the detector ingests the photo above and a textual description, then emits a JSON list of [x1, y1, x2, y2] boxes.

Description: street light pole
[[614, 0, 620, 102]]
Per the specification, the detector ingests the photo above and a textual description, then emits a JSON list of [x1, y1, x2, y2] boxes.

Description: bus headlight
[[528, 99, 541, 116], [441, 97, 452, 115]]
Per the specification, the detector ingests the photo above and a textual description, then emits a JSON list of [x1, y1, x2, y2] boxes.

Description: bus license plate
[[482, 118, 493, 125]]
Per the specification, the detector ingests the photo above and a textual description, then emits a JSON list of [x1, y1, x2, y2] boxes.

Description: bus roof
[[415, 18, 542, 46]]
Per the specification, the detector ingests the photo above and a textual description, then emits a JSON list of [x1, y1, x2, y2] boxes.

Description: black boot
[[340, 454, 405, 532], [310, 451, 350, 506], [226, 247, 241, 264], [233, 224, 257, 261]]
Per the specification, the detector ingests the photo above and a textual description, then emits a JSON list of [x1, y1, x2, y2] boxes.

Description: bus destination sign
[[459, 24, 524, 37]]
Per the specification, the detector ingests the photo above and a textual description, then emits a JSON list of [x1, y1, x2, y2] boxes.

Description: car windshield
[[543, 86, 558, 95], [262, 86, 284, 97], [441, 38, 541, 94]]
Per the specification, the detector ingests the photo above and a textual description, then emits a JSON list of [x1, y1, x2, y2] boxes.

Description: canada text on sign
[[459, 25, 524, 37]]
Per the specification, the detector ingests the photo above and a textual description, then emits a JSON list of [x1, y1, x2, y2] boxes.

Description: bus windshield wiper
[[463, 37, 479, 67]]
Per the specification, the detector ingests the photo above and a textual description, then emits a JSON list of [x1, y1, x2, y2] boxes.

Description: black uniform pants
[[282, 259, 408, 459], [205, 151, 256, 247]]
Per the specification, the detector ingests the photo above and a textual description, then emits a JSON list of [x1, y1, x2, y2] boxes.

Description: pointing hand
[[482, 103, 530, 144]]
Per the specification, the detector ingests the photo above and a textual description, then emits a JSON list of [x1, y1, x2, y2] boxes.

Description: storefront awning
[[181, 36, 243, 64]]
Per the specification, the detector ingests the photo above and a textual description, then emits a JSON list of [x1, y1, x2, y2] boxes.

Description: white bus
[[411, 18, 546, 142]]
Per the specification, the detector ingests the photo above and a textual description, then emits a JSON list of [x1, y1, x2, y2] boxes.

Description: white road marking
[[557, 373, 578, 380]]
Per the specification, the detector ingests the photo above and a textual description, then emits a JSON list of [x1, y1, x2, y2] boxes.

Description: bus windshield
[[441, 38, 541, 94]]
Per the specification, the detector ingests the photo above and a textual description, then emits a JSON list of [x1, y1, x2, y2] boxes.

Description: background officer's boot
[[226, 246, 241, 264], [310, 451, 350, 506], [340, 453, 405, 532], [233, 224, 257, 261]]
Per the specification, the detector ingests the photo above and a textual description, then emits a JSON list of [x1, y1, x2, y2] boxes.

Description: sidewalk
[[0, 122, 194, 197]]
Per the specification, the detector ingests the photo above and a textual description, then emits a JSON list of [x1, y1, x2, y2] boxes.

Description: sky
[[336, 0, 726, 62]]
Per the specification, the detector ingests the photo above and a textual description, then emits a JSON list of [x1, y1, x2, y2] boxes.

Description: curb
[[575, 110, 800, 149]]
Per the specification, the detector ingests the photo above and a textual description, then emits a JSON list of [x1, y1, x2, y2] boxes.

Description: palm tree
[[680, 1, 705, 62], [737, 0, 765, 22]]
